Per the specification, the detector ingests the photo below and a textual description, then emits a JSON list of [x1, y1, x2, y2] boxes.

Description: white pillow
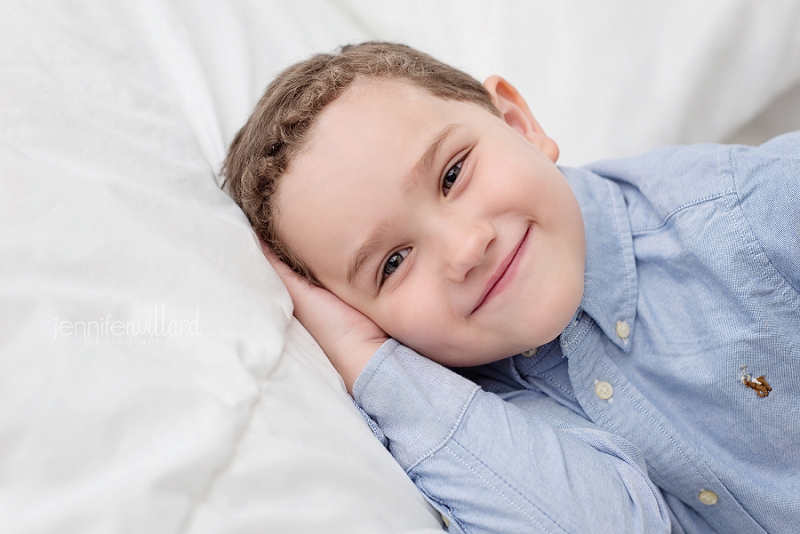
[[0, 1, 441, 532], [3, 0, 800, 532]]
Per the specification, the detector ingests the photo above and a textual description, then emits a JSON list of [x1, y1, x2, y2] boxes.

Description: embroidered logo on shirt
[[741, 366, 772, 398]]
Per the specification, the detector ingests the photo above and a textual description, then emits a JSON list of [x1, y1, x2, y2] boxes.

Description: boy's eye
[[382, 248, 410, 281], [442, 159, 463, 196]]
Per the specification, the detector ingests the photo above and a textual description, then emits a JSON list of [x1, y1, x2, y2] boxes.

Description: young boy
[[223, 42, 799, 533]]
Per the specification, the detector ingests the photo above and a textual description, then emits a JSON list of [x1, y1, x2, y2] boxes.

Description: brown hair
[[222, 41, 500, 283]]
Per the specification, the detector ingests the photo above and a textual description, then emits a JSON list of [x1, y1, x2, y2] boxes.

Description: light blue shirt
[[353, 131, 800, 534]]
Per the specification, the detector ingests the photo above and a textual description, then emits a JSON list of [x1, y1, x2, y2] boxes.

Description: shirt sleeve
[[353, 339, 671, 534], [731, 130, 800, 294]]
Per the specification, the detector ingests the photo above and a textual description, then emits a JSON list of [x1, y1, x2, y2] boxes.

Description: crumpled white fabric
[[1, 1, 799, 532], [0, 1, 439, 532]]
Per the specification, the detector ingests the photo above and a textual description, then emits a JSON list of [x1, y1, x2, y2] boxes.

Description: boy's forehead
[[298, 79, 488, 183], [311, 80, 446, 148], [292, 81, 447, 191]]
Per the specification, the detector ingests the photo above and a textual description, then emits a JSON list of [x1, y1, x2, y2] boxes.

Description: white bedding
[[2, 1, 799, 532]]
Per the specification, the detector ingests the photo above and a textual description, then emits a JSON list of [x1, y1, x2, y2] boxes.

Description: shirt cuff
[[352, 339, 480, 471], [351, 399, 388, 447]]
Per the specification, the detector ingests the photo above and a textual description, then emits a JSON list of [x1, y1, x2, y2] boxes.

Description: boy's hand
[[263, 244, 388, 394]]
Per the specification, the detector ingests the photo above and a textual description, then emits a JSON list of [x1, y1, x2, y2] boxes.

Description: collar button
[[615, 320, 630, 339]]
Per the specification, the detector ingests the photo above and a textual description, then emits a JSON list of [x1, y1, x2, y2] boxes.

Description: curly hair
[[222, 41, 500, 283]]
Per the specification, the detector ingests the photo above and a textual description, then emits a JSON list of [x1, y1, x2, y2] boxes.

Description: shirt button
[[615, 320, 630, 339], [595, 381, 613, 400], [522, 347, 538, 358], [698, 490, 718, 506], [441, 514, 451, 527]]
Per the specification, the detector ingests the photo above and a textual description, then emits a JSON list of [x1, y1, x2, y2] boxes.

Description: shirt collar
[[559, 166, 638, 352]]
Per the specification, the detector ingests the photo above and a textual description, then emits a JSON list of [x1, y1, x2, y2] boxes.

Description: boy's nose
[[443, 219, 496, 282]]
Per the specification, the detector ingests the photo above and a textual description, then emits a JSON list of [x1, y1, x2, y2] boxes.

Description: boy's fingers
[[257, 241, 385, 392], [260, 240, 287, 272], [260, 240, 316, 300]]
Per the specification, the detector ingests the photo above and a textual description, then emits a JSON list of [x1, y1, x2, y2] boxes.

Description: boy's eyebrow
[[409, 123, 463, 189], [346, 221, 391, 288], [346, 123, 463, 288]]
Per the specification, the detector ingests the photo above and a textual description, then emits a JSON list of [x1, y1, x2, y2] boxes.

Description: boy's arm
[[267, 250, 670, 534], [355, 340, 671, 534]]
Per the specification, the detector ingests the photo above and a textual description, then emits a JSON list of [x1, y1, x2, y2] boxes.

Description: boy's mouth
[[472, 224, 531, 314]]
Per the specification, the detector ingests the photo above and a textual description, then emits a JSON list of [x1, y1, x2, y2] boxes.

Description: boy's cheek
[[387, 320, 471, 366], [374, 305, 443, 359]]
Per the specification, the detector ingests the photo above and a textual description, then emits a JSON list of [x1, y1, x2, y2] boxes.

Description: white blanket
[[1, 1, 799, 532]]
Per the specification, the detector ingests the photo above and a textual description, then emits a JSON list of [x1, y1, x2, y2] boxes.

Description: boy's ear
[[483, 75, 559, 163]]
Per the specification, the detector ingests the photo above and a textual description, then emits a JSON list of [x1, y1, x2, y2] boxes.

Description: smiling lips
[[472, 225, 531, 313]]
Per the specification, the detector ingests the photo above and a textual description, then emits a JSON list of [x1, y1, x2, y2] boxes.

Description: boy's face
[[276, 79, 585, 366]]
